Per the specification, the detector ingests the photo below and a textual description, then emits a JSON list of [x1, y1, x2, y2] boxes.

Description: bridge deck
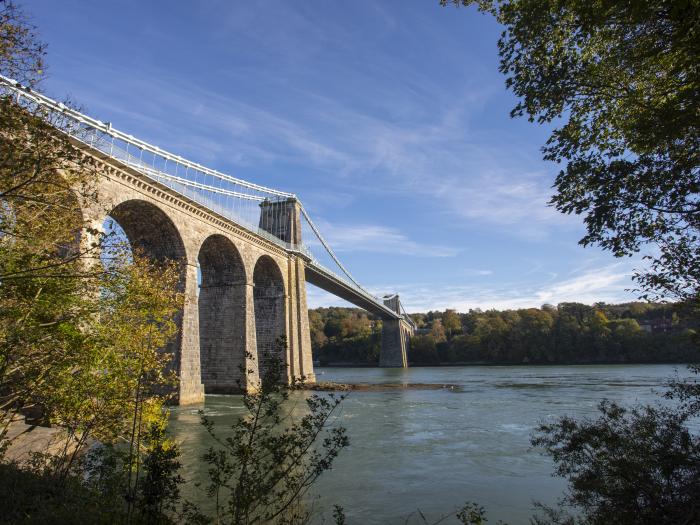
[[303, 261, 400, 319]]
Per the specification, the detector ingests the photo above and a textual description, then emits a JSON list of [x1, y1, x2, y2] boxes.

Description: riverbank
[[2, 421, 70, 463]]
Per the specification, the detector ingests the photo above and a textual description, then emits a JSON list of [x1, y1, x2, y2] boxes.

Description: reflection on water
[[169, 364, 691, 524]]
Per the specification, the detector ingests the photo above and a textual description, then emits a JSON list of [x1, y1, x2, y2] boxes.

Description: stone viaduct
[[76, 145, 414, 405]]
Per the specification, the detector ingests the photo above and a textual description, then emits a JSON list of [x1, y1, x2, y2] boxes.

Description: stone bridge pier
[[379, 295, 414, 367]]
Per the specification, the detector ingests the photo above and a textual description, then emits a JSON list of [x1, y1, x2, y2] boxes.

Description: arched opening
[[198, 235, 247, 393], [253, 255, 286, 381], [104, 199, 187, 374], [107, 200, 187, 265]]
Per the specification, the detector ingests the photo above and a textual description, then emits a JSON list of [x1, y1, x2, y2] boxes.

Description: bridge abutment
[[380, 319, 408, 367]]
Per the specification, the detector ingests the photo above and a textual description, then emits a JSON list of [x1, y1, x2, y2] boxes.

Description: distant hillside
[[309, 302, 699, 366]]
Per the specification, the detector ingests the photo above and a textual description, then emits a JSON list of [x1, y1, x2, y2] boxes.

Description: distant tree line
[[310, 302, 699, 366], [309, 308, 382, 366]]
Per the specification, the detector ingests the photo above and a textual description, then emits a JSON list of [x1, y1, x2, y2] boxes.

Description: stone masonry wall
[[78, 149, 317, 404]]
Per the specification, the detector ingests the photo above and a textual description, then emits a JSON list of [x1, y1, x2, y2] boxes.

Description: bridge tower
[[379, 295, 414, 367], [258, 198, 315, 382], [259, 197, 303, 246]]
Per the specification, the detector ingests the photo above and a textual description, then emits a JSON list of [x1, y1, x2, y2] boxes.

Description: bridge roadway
[[298, 258, 396, 318]]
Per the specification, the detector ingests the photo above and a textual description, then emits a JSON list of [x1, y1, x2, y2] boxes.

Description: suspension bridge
[[2, 75, 415, 403]]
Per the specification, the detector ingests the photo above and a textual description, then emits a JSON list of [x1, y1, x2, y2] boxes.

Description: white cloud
[[364, 263, 637, 312], [279, 91, 578, 240], [308, 222, 459, 258], [41, 5, 644, 321], [463, 268, 494, 276]]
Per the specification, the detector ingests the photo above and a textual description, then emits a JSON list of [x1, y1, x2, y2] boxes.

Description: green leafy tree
[[442, 309, 462, 338], [0, 4, 192, 522], [310, 307, 383, 365], [199, 338, 349, 525], [312, 304, 698, 365], [0, 0, 45, 86], [443, 0, 699, 303], [516, 308, 554, 362], [0, 244, 188, 524], [0, 0, 103, 452], [430, 319, 447, 344], [434, 4, 700, 509], [31, 246, 182, 478], [409, 334, 440, 365], [532, 367, 700, 525], [472, 314, 508, 361]]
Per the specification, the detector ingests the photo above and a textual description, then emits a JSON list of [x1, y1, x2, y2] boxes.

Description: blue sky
[[32, 0, 643, 312]]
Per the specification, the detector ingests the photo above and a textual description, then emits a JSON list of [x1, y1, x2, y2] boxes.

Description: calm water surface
[[169, 364, 692, 524]]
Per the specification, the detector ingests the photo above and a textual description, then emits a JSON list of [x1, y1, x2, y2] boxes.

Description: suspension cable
[[0, 74, 293, 199]]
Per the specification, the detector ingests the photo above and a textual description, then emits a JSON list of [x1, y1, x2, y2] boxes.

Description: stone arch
[[198, 234, 248, 393], [107, 199, 187, 265], [105, 199, 187, 385], [253, 255, 287, 380]]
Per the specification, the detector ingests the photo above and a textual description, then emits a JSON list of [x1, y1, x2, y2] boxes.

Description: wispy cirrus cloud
[[463, 268, 494, 276], [38, 0, 642, 313], [52, 53, 573, 242], [308, 222, 459, 258], [350, 263, 637, 312]]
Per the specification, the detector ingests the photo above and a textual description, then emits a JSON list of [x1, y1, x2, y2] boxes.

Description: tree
[[442, 309, 462, 338], [442, 0, 699, 302], [323, 316, 343, 339], [0, 4, 192, 522], [409, 335, 440, 364], [472, 314, 508, 361], [516, 308, 554, 361], [531, 368, 700, 525], [199, 338, 349, 525], [430, 319, 447, 343], [0, 243, 188, 523], [33, 246, 182, 474], [587, 310, 611, 359], [436, 7, 700, 518], [0, 0, 104, 451], [0, 0, 45, 87]]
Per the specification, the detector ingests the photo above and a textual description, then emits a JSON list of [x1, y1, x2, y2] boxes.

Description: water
[[169, 364, 693, 524]]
